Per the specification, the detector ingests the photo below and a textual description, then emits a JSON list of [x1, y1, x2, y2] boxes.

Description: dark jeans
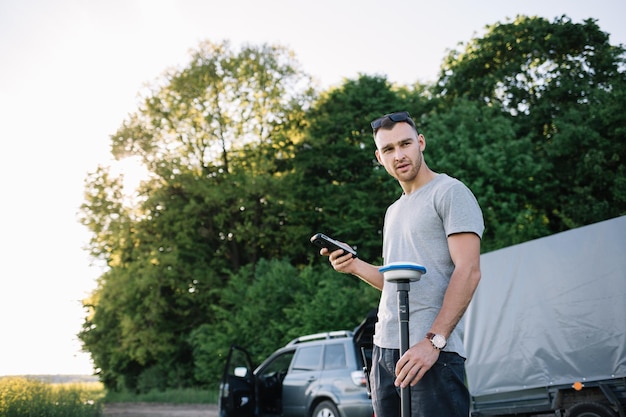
[[371, 345, 470, 417]]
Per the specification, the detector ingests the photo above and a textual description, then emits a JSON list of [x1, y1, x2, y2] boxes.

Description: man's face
[[374, 122, 425, 182]]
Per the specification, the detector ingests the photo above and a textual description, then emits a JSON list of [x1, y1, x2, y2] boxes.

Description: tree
[[423, 98, 551, 250], [79, 41, 315, 391], [289, 74, 430, 261], [435, 15, 626, 239]]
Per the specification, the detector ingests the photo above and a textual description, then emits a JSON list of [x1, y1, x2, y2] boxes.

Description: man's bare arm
[[394, 232, 481, 388], [323, 248, 385, 291], [428, 232, 482, 338]]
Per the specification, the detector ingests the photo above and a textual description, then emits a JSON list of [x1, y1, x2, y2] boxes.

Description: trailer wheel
[[565, 402, 617, 417]]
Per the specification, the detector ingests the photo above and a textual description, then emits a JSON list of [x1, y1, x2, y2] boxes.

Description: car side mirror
[[234, 366, 248, 377]]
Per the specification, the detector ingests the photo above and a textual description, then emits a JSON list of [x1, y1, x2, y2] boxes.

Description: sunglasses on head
[[370, 111, 414, 130]]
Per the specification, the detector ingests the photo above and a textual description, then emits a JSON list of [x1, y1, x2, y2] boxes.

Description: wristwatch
[[426, 332, 447, 350]]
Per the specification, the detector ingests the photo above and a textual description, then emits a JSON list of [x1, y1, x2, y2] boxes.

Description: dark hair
[[370, 111, 418, 136]]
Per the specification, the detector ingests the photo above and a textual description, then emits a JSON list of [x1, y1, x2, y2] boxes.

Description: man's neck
[[400, 167, 437, 195]]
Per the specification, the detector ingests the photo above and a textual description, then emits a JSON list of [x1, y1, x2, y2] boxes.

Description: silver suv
[[218, 310, 376, 417]]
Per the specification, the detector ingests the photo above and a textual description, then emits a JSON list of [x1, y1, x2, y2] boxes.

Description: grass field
[[0, 374, 218, 417], [0, 375, 104, 417]]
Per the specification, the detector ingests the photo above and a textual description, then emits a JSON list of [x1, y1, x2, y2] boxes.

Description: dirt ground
[[103, 402, 218, 417]]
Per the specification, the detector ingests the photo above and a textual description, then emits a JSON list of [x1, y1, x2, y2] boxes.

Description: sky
[[1, 0, 624, 376]]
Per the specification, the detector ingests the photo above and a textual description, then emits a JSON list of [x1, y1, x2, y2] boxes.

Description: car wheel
[[312, 400, 340, 417]]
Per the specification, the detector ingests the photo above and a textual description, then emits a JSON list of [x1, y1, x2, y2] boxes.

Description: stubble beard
[[395, 152, 423, 182]]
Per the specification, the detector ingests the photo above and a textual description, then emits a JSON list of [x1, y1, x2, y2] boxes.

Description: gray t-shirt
[[373, 173, 484, 358]]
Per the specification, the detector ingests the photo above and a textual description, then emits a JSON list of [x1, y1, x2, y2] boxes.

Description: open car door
[[218, 344, 255, 417], [353, 308, 377, 398]]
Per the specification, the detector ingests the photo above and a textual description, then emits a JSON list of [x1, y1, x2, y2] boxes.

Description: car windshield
[[259, 351, 294, 378]]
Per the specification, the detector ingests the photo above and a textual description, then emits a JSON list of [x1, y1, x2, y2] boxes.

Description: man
[[322, 111, 484, 417]]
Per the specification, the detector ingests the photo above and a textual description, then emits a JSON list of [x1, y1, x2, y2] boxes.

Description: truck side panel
[[465, 216, 626, 413]]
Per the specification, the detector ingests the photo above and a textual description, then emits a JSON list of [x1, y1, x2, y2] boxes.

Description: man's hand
[[394, 339, 440, 388], [321, 246, 385, 291], [322, 247, 356, 274]]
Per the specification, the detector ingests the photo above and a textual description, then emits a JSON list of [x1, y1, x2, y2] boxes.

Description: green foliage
[[438, 16, 624, 113], [289, 74, 430, 261], [435, 14, 626, 237], [284, 266, 379, 339], [423, 98, 551, 250], [0, 377, 103, 417], [80, 41, 315, 392], [188, 258, 378, 387], [543, 83, 626, 228], [104, 387, 216, 404]]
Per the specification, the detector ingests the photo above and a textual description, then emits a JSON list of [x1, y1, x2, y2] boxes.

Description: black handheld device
[[310, 233, 357, 258]]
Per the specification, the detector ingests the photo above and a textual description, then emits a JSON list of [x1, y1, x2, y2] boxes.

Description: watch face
[[432, 334, 446, 349]]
